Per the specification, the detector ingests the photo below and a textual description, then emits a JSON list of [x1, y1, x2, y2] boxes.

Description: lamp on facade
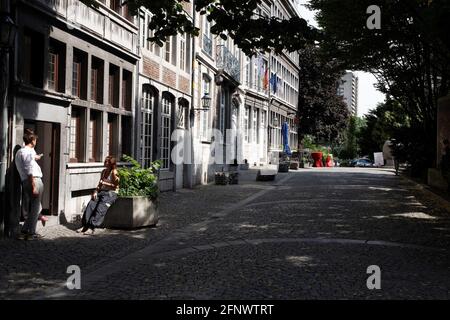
[[200, 92, 211, 110], [189, 93, 211, 127], [0, 13, 17, 49]]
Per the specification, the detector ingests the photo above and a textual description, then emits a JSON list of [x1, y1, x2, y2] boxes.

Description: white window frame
[[244, 106, 250, 143], [220, 88, 226, 135], [252, 108, 258, 143], [141, 86, 155, 168], [200, 75, 211, 141], [160, 94, 172, 170]]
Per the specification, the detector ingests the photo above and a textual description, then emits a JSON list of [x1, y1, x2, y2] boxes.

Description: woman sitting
[[77, 156, 119, 235]]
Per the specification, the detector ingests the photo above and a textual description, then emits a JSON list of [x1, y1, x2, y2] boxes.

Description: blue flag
[[270, 73, 277, 94]]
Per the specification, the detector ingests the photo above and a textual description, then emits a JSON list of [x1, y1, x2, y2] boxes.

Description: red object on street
[[311, 152, 323, 167], [326, 155, 334, 167]]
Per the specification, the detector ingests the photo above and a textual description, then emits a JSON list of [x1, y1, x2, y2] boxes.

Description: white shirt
[[15, 146, 43, 181]]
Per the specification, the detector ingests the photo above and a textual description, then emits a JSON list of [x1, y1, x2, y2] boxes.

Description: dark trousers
[[82, 190, 117, 229]]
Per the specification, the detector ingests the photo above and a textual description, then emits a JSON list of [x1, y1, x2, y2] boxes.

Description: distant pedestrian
[[77, 156, 119, 235], [14, 129, 45, 240], [390, 139, 401, 176]]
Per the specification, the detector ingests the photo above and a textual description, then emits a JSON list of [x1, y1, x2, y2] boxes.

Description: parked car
[[353, 158, 375, 167]]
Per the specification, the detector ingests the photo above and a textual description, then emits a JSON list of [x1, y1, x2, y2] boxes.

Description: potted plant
[[311, 151, 323, 167], [102, 155, 160, 229], [215, 171, 229, 185]]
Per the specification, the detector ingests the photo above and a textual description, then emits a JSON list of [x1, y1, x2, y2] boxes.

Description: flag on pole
[[270, 73, 277, 94], [263, 68, 269, 90]]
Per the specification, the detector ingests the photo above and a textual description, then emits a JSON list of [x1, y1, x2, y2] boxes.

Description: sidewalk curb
[[400, 174, 450, 213]]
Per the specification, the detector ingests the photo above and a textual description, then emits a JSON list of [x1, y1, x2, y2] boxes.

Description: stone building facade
[[9, 0, 139, 223], [4, 0, 302, 226]]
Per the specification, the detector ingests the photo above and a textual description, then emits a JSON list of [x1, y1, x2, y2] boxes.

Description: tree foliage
[[82, 0, 318, 55], [118, 155, 161, 199], [336, 116, 366, 160], [297, 46, 350, 145], [358, 99, 411, 161], [309, 0, 450, 175]]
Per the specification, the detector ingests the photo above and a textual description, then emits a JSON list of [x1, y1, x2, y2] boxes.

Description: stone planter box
[[215, 172, 229, 185], [278, 162, 290, 172], [102, 196, 159, 229], [290, 162, 299, 170]]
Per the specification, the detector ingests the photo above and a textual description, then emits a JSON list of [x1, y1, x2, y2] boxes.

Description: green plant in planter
[[117, 155, 161, 200]]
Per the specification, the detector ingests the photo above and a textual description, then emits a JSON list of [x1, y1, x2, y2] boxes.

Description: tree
[[297, 46, 350, 146], [358, 99, 411, 161], [81, 1, 349, 147], [309, 0, 450, 176], [336, 116, 365, 160], [82, 0, 317, 56]]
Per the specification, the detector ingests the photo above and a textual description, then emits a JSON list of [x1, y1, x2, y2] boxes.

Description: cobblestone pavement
[[2, 168, 450, 299]]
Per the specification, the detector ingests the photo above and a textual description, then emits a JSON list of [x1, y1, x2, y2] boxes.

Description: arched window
[[141, 85, 156, 168], [160, 93, 174, 169], [177, 98, 189, 129]]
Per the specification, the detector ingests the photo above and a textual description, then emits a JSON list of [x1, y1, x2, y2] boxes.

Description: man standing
[[15, 129, 44, 240]]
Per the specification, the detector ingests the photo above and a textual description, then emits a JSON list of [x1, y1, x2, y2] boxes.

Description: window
[[23, 28, 44, 88], [244, 106, 250, 143], [69, 108, 83, 163], [48, 39, 66, 93], [110, 0, 121, 13], [200, 76, 211, 140], [108, 64, 120, 108], [253, 108, 258, 143], [140, 15, 146, 48], [122, 3, 133, 22], [88, 110, 101, 162], [177, 100, 188, 129], [185, 33, 191, 73], [106, 113, 118, 157], [261, 110, 267, 147], [180, 33, 186, 71], [146, 17, 155, 53], [160, 94, 173, 170], [245, 56, 251, 87], [253, 57, 258, 91], [202, 16, 212, 56], [121, 116, 132, 157], [122, 70, 132, 111], [72, 48, 87, 99], [203, 16, 211, 38], [165, 38, 171, 62], [148, 21, 160, 56], [141, 86, 155, 168], [91, 56, 104, 103], [219, 88, 226, 135], [171, 36, 177, 65]]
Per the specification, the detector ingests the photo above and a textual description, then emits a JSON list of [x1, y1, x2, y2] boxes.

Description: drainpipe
[[0, 0, 11, 238], [187, 1, 197, 189], [134, 12, 141, 163]]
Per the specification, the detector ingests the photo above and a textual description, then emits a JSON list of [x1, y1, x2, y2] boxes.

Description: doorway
[[24, 121, 60, 216]]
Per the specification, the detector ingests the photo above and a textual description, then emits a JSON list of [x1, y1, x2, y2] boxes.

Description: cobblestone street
[[2, 168, 450, 299]]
